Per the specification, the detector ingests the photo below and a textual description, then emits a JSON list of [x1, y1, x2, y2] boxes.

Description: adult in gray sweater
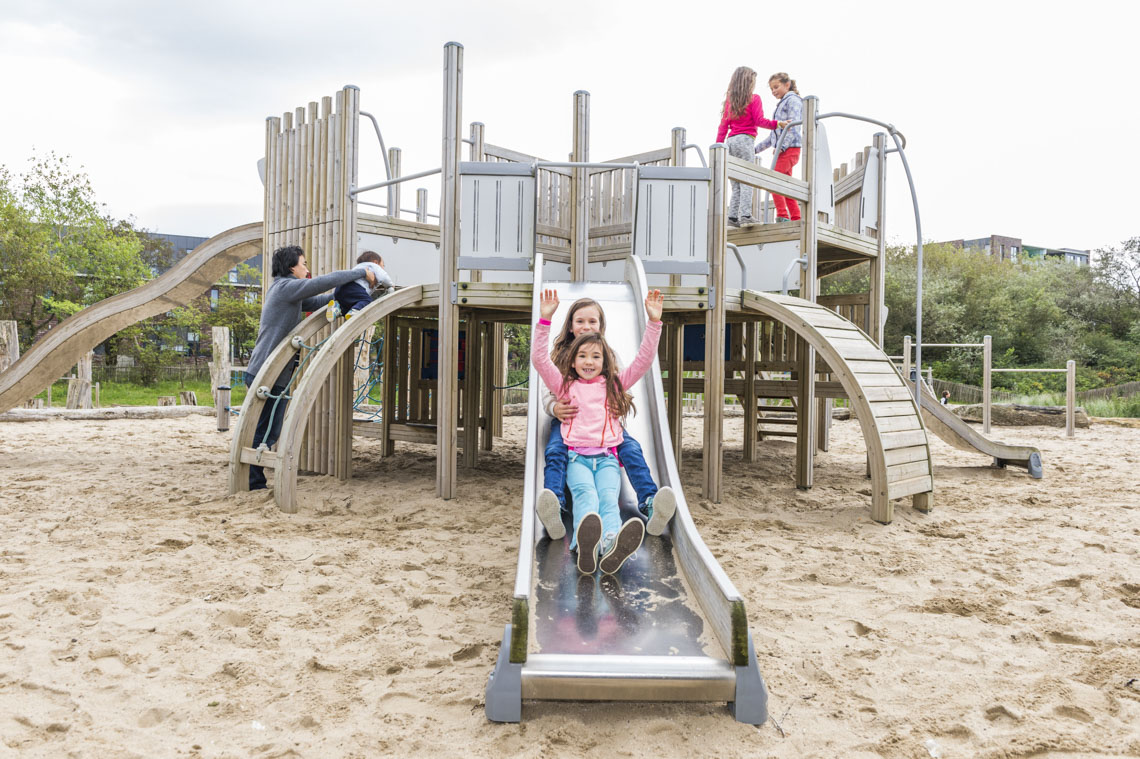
[[244, 245, 377, 489]]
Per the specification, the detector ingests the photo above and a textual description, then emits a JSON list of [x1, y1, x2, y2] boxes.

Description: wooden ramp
[[739, 291, 934, 523], [0, 222, 263, 414], [229, 285, 427, 512]]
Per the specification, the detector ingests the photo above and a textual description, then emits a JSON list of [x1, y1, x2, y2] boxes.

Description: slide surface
[[0, 222, 262, 414], [485, 255, 767, 722], [917, 382, 1043, 478]]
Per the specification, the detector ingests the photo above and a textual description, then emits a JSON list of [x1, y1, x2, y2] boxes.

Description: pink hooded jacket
[[531, 319, 662, 452]]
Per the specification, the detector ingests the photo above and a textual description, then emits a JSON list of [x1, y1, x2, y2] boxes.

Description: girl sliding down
[[537, 297, 676, 542], [531, 288, 665, 575]]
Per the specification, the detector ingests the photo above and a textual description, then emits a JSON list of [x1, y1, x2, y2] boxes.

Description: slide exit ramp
[[917, 380, 1043, 478], [485, 253, 768, 724]]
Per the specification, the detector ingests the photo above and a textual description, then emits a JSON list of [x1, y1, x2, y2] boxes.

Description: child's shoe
[[775, 216, 791, 223], [325, 300, 341, 322], [574, 513, 602, 574], [537, 488, 566, 540], [599, 518, 644, 575], [738, 215, 755, 226], [727, 216, 741, 228], [345, 307, 362, 320], [643, 486, 677, 536]]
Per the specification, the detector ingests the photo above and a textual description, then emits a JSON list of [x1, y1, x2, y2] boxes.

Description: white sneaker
[[599, 519, 644, 575], [537, 488, 566, 540], [645, 486, 677, 536]]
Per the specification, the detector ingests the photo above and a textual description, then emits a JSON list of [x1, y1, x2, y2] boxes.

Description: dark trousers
[[335, 281, 371, 314], [246, 371, 288, 490], [544, 423, 658, 511]]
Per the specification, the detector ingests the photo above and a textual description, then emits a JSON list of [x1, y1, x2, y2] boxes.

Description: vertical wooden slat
[[703, 145, 727, 502]]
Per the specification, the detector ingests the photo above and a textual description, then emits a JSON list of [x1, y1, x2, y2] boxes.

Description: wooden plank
[[239, 447, 279, 468], [888, 474, 933, 501], [883, 445, 931, 467], [864, 385, 915, 402], [875, 415, 923, 433], [854, 373, 906, 387], [833, 343, 893, 362], [887, 460, 930, 483], [880, 430, 929, 450], [725, 155, 810, 201], [870, 401, 918, 418], [845, 360, 897, 374]]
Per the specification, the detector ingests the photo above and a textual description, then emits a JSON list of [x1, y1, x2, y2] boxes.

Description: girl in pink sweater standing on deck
[[531, 288, 665, 575], [716, 66, 766, 227]]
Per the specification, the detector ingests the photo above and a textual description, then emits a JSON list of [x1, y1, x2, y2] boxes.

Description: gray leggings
[[726, 134, 755, 220]]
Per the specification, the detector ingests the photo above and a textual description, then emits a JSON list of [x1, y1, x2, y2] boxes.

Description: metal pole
[[437, 41, 463, 499], [983, 335, 992, 434], [887, 129, 924, 405], [387, 147, 402, 220], [869, 132, 887, 346], [1066, 359, 1076, 438], [570, 91, 590, 281]]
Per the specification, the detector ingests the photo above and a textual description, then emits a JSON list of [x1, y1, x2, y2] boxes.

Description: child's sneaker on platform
[[575, 513, 602, 574], [600, 518, 644, 575], [537, 488, 566, 540], [325, 300, 341, 322], [643, 486, 677, 536]]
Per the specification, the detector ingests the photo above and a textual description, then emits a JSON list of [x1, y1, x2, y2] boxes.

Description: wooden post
[[903, 336, 912, 380], [794, 96, 819, 490], [463, 315, 481, 466], [0, 321, 17, 373], [668, 322, 684, 463], [481, 320, 495, 451], [470, 122, 485, 162], [209, 326, 232, 408], [179, 390, 198, 406], [703, 144, 727, 502], [1066, 359, 1075, 438], [743, 320, 758, 462], [570, 90, 589, 281], [94, 382, 101, 409], [157, 396, 176, 407], [381, 315, 397, 457], [869, 132, 887, 346], [67, 352, 93, 410], [216, 385, 231, 430], [387, 147, 402, 219], [437, 42, 463, 499], [983, 334, 993, 434], [416, 188, 429, 223]]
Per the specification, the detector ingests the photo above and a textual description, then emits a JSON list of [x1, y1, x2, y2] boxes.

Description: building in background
[[938, 234, 1089, 266]]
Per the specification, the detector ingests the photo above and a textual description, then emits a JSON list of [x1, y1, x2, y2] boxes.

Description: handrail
[[781, 257, 807, 296], [726, 243, 747, 291], [350, 167, 442, 196], [535, 160, 640, 171], [681, 143, 707, 168], [359, 111, 392, 182]]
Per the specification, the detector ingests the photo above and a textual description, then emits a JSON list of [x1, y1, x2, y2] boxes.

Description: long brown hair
[[550, 298, 606, 369], [723, 66, 757, 119], [768, 71, 799, 95], [557, 331, 635, 421]]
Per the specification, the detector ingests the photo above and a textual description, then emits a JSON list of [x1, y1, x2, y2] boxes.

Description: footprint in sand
[[1053, 704, 1094, 723]]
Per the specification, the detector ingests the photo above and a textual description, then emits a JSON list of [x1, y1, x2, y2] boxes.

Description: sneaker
[[738, 215, 755, 226], [325, 300, 341, 321], [345, 307, 361, 320], [537, 488, 566, 540], [775, 216, 790, 223], [574, 513, 602, 574], [599, 518, 644, 575], [727, 216, 741, 228], [645, 486, 677, 536]]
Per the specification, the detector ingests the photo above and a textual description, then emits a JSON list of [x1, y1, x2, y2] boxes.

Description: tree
[[0, 153, 151, 349]]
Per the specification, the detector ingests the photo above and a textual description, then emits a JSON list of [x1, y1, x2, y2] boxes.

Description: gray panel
[[637, 166, 711, 181], [460, 161, 534, 176], [859, 146, 880, 234], [813, 122, 834, 222]]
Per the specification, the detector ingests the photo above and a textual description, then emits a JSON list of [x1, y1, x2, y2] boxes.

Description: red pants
[[772, 147, 802, 220]]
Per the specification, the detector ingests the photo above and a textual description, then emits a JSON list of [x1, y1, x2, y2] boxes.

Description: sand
[[1, 413, 1138, 758]]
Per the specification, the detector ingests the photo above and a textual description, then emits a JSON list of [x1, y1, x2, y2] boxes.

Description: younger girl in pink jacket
[[531, 288, 664, 575]]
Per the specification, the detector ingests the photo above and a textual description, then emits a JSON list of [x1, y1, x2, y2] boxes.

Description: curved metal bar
[[726, 243, 747, 291], [781, 257, 807, 296], [681, 143, 707, 168], [359, 110, 392, 181]]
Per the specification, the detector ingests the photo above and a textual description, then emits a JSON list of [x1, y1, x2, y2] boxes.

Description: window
[[210, 289, 219, 310]]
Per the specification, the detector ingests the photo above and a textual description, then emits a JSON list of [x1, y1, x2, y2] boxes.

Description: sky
[[1, 0, 1137, 253]]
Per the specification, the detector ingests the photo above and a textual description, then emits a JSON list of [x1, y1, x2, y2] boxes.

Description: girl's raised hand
[[644, 289, 664, 322], [539, 288, 559, 320]]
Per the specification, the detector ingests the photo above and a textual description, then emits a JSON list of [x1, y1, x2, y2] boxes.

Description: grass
[[33, 379, 248, 409], [1010, 391, 1140, 418]]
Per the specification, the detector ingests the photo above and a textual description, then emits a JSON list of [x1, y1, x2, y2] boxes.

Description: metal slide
[[917, 380, 1043, 478], [0, 222, 262, 414], [485, 254, 768, 723]]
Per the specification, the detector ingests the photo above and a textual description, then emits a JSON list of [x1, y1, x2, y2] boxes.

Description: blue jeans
[[544, 424, 658, 511], [245, 371, 288, 490], [565, 452, 621, 550]]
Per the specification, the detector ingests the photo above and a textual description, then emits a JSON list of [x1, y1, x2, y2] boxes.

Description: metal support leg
[[485, 624, 522, 723], [731, 632, 768, 725]]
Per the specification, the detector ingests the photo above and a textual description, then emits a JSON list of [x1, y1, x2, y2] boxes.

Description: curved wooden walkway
[[0, 222, 262, 414], [228, 286, 426, 512], [740, 291, 934, 523]]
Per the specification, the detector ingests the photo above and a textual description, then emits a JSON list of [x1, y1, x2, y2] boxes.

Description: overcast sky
[[1, 0, 1136, 253]]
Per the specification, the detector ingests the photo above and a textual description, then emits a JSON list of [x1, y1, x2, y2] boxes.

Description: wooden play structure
[[224, 43, 936, 524]]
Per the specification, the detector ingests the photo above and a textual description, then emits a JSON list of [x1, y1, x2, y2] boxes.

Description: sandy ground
[[1, 413, 1139, 758]]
